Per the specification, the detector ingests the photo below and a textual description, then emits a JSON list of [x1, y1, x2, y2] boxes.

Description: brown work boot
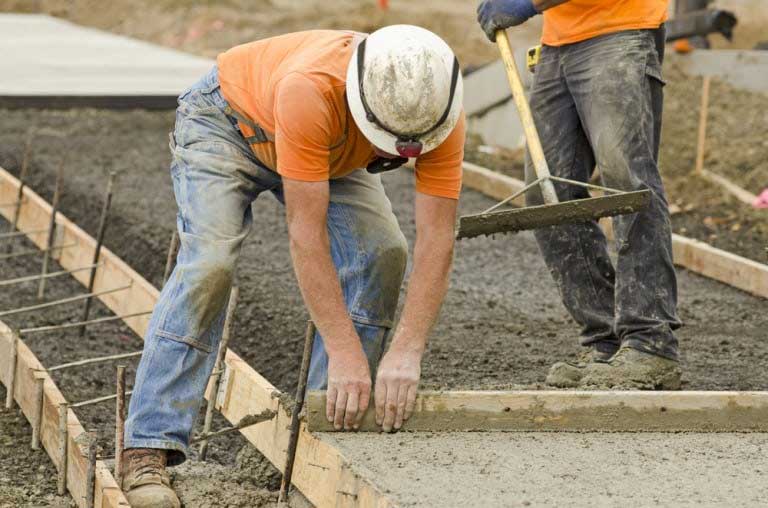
[[122, 448, 181, 508], [581, 345, 682, 390], [545, 346, 616, 388]]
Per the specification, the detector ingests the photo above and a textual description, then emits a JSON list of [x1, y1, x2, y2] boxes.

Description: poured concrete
[[0, 14, 212, 108], [325, 432, 768, 507]]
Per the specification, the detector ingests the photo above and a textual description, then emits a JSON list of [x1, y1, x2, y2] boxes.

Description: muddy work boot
[[545, 346, 617, 388], [122, 448, 181, 508], [581, 345, 682, 390]]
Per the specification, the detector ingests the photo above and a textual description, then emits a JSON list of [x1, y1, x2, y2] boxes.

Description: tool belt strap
[[223, 104, 274, 144]]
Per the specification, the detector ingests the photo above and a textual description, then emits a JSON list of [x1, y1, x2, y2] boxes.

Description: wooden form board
[[0, 322, 128, 507], [461, 162, 768, 299], [307, 390, 768, 433], [0, 166, 395, 508]]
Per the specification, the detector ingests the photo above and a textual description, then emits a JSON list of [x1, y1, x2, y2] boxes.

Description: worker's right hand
[[477, 0, 540, 42], [326, 347, 372, 431]]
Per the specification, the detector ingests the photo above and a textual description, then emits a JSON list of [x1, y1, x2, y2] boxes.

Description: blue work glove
[[477, 0, 540, 42]]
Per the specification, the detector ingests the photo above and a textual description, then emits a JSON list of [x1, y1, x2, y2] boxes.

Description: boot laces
[[129, 450, 166, 481]]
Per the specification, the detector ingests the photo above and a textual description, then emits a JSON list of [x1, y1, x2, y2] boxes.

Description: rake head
[[456, 190, 651, 240]]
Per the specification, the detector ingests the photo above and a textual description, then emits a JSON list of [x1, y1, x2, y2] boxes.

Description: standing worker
[[477, 0, 682, 389], [121, 26, 464, 508]]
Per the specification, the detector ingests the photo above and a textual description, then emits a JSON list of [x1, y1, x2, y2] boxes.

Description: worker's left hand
[[477, 0, 540, 42], [374, 346, 422, 432]]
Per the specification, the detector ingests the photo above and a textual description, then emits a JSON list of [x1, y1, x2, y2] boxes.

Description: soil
[[327, 431, 768, 507]]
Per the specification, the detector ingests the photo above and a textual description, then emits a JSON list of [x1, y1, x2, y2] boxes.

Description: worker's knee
[[347, 228, 407, 327], [155, 244, 237, 352]]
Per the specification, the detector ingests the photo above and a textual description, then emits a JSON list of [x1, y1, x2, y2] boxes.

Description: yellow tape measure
[[526, 45, 541, 72]]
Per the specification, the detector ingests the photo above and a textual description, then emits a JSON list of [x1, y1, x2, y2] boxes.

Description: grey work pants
[[525, 27, 681, 360]]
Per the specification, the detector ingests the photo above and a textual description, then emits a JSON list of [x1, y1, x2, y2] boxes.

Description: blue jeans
[[125, 67, 408, 465], [525, 28, 681, 360]]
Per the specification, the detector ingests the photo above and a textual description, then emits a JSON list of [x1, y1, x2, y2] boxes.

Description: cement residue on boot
[[580, 347, 682, 390], [545, 348, 616, 388]]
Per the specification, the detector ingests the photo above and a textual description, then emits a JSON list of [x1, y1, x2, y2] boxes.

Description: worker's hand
[[326, 347, 372, 431], [477, 0, 540, 42], [374, 346, 422, 432]]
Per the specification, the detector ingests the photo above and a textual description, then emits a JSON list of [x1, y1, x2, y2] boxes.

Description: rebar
[[0, 263, 101, 288], [0, 284, 131, 318], [0, 227, 47, 239], [71, 390, 133, 409], [38, 161, 65, 299], [17, 311, 152, 335], [115, 365, 126, 484], [162, 230, 180, 285], [79, 173, 115, 336], [6, 130, 33, 254], [279, 320, 316, 503], [0, 242, 77, 261], [199, 286, 239, 460], [47, 351, 142, 373], [190, 410, 276, 444]]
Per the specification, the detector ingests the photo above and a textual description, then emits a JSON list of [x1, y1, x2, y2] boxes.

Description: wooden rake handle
[[496, 29, 559, 205]]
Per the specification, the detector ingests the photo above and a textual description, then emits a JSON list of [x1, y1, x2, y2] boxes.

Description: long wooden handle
[[496, 30, 559, 204]]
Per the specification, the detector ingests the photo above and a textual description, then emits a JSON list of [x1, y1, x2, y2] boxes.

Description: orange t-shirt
[[542, 0, 669, 46], [217, 30, 465, 199]]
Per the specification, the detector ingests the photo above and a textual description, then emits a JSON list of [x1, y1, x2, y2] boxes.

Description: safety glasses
[[356, 38, 460, 158]]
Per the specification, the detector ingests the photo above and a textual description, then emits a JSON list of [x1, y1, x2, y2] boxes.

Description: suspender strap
[[223, 105, 274, 143]]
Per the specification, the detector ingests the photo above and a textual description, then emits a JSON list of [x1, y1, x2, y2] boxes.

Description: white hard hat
[[346, 25, 463, 158]]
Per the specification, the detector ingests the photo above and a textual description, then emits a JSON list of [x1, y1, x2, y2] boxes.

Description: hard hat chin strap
[[356, 38, 460, 158]]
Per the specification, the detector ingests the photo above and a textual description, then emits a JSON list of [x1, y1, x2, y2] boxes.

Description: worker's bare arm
[[283, 178, 371, 431], [375, 193, 457, 431]]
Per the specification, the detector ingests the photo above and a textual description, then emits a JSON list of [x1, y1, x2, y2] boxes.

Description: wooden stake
[[162, 230, 179, 285], [115, 365, 126, 485], [79, 172, 115, 337], [4, 331, 19, 409], [199, 286, 239, 460], [37, 159, 64, 299], [695, 76, 711, 175], [57, 402, 69, 496], [31, 375, 45, 449], [85, 435, 97, 508]]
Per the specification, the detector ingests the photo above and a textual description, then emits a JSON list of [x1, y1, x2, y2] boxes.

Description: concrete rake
[[456, 30, 651, 240]]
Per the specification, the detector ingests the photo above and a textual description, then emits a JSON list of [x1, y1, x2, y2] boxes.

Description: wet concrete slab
[[0, 14, 212, 108], [325, 431, 768, 507]]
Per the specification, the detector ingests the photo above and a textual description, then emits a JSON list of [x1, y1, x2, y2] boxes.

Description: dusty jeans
[[525, 27, 681, 360], [125, 67, 408, 464]]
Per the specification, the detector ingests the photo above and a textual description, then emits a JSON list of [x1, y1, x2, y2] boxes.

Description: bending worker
[[121, 26, 464, 508], [477, 0, 682, 389]]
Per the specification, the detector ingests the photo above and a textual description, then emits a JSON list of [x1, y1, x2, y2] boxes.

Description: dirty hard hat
[[346, 24, 463, 158]]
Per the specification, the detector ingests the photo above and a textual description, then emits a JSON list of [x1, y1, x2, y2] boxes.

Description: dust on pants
[[524, 27, 681, 360]]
